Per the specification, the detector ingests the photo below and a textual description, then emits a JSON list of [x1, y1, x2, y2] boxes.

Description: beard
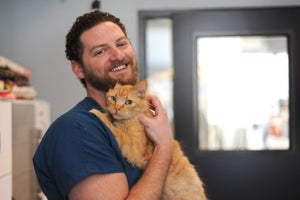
[[83, 60, 138, 92]]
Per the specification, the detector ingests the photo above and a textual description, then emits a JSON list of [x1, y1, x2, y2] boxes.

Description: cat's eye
[[111, 96, 116, 102], [125, 100, 133, 105]]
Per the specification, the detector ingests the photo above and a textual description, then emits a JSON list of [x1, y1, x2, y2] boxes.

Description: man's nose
[[109, 47, 125, 61]]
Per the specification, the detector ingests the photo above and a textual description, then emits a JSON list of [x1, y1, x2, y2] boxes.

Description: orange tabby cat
[[90, 80, 207, 200]]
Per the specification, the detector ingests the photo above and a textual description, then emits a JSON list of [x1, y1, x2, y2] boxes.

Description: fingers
[[139, 94, 173, 146], [146, 94, 165, 116], [139, 114, 149, 128], [145, 93, 155, 111]]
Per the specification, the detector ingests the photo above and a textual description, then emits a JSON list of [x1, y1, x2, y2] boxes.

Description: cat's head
[[106, 80, 149, 120]]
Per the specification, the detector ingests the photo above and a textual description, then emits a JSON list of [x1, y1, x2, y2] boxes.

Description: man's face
[[80, 21, 138, 92]]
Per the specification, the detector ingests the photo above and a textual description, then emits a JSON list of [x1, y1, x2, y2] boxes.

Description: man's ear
[[71, 60, 85, 79]]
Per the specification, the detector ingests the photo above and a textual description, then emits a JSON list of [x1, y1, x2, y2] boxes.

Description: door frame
[[139, 7, 300, 200]]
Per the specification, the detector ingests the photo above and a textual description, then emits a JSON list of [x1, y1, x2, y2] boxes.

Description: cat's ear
[[114, 83, 121, 88], [112, 83, 122, 91], [135, 80, 147, 98]]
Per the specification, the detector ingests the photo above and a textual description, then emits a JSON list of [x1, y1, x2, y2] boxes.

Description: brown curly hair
[[65, 10, 127, 64]]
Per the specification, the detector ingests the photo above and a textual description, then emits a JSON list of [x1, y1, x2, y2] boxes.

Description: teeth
[[111, 65, 126, 72]]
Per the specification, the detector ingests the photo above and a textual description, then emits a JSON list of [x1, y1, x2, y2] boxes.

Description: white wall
[[0, 0, 89, 121], [1, 0, 300, 121]]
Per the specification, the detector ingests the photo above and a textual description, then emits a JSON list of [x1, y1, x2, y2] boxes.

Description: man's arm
[[126, 144, 173, 199], [68, 173, 129, 200], [68, 95, 173, 200], [128, 94, 173, 199]]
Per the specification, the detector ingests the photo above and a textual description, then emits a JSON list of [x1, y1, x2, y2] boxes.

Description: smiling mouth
[[111, 64, 128, 72]]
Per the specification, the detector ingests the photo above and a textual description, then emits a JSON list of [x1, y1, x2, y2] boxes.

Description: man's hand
[[139, 94, 173, 149]]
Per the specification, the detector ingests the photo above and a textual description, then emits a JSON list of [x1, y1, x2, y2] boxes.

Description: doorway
[[139, 7, 300, 200]]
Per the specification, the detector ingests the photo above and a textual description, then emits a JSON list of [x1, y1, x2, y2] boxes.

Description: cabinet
[[0, 100, 50, 200], [0, 101, 12, 200]]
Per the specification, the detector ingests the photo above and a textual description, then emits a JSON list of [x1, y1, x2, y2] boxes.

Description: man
[[33, 10, 173, 200]]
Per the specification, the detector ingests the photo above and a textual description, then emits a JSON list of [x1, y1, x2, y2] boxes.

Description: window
[[197, 36, 289, 150]]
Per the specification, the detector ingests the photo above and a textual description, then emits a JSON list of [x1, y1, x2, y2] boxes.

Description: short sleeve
[[34, 110, 125, 199]]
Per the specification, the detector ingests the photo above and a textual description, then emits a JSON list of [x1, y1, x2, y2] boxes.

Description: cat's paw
[[89, 108, 107, 121]]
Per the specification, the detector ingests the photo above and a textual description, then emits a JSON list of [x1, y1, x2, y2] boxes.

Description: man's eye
[[95, 48, 107, 56], [117, 41, 128, 48], [96, 51, 103, 55]]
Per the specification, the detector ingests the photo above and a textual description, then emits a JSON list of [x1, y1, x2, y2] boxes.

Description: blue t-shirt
[[33, 97, 142, 200]]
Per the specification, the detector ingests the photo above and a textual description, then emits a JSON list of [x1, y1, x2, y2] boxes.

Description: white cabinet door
[[0, 174, 12, 200], [0, 101, 12, 176], [0, 101, 12, 200]]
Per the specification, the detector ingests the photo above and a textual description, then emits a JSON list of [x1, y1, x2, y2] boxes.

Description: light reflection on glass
[[145, 18, 174, 132], [197, 36, 289, 150]]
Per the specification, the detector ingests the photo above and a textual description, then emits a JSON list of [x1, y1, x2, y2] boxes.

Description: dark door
[[172, 7, 300, 200]]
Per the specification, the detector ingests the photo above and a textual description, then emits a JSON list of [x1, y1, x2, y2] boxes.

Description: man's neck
[[86, 88, 107, 109]]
